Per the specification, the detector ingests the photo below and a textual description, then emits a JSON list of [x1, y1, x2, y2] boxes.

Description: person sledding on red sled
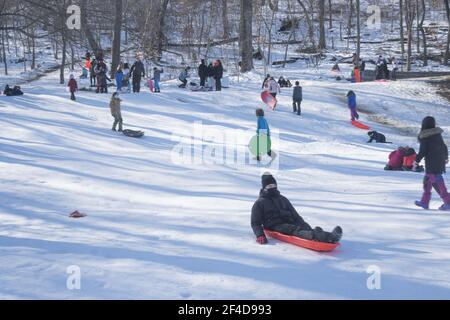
[[384, 147, 424, 172], [251, 173, 343, 245], [414, 117, 450, 211]]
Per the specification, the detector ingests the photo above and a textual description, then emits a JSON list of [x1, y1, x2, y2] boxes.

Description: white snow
[[1, 64, 450, 299]]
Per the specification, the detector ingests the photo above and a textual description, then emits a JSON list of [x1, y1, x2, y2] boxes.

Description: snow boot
[[331, 226, 343, 243], [415, 200, 429, 210], [439, 203, 450, 211]]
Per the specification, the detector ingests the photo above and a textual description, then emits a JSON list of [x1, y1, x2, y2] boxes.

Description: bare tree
[[444, 0, 450, 65], [239, 0, 253, 72], [318, 0, 326, 49], [110, 0, 123, 79], [356, 0, 360, 62], [405, 0, 416, 71], [418, 0, 427, 66]]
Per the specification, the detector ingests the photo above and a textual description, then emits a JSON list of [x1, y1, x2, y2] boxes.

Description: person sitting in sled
[[347, 90, 359, 121], [414, 116, 450, 211], [251, 173, 343, 245]]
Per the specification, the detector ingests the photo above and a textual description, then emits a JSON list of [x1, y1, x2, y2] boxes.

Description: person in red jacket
[[68, 74, 78, 101]]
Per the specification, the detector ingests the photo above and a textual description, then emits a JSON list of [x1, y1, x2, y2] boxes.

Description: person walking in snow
[[207, 63, 215, 90], [255, 108, 276, 162], [414, 116, 450, 211], [95, 59, 109, 94], [267, 77, 280, 99], [110, 92, 123, 132], [130, 56, 145, 93], [198, 59, 208, 87], [123, 63, 132, 93], [115, 65, 124, 92], [391, 57, 399, 81], [90, 58, 97, 87], [213, 59, 224, 91], [292, 81, 303, 116], [251, 173, 343, 245], [153, 67, 164, 93], [347, 90, 359, 121], [178, 67, 190, 88], [261, 74, 271, 90], [68, 74, 78, 101]]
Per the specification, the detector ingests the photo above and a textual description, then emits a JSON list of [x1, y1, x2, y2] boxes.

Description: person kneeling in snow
[[251, 173, 343, 245]]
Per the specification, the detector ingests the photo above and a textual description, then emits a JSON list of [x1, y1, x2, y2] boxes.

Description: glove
[[256, 235, 268, 245], [412, 161, 419, 171]]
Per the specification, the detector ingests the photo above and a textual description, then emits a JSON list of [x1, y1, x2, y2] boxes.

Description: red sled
[[261, 91, 277, 110], [264, 229, 340, 252], [351, 120, 370, 130], [148, 79, 155, 93]]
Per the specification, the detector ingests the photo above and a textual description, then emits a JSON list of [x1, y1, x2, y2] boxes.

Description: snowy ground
[[1, 65, 450, 299]]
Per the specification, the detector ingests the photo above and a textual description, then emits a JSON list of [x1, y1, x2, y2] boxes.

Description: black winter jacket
[[416, 127, 448, 174], [251, 188, 311, 237], [293, 86, 303, 101], [199, 63, 208, 78], [130, 61, 145, 79], [214, 64, 223, 79]]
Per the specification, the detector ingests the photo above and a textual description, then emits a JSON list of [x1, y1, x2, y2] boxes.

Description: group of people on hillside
[[343, 53, 399, 82], [195, 59, 224, 91]]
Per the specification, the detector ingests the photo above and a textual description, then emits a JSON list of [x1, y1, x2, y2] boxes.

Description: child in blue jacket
[[256, 108, 276, 162], [115, 66, 124, 92], [347, 91, 359, 121]]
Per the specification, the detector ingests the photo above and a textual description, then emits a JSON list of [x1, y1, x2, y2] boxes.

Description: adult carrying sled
[[264, 229, 340, 252], [351, 120, 370, 130], [123, 129, 145, 138], [261, 91, 277, 110]]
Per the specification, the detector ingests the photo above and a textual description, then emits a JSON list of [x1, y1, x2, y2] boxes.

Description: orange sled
[[264, 229, 340, 252], [351, 120, 370, 130]]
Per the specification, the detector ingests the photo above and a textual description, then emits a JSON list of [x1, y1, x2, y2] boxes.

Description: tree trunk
[[156, 0, 170, 60], [419, 0, 427, 66], [318, 0, 326, 49], [356, 0, 360, 61], [1, 28, 7, 75], [81, 0, 102, 56], [60, 32, 67, 84], [239, 0, 253, 72], [111, 0, 123, 79], [222, 0, 230, 40], [416, 0, 420, 54], [444, 0, 450, 65], [347, 0, 353, 49], [400, 0, 405, 65], [405, 1, 415, 71], [297, 0, 316, 50]]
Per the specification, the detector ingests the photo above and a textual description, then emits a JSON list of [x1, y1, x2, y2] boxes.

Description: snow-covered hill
[[1, 67, 450, 299]]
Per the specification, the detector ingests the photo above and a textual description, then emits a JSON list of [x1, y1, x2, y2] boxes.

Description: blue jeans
[[154, 80, 160, 92]]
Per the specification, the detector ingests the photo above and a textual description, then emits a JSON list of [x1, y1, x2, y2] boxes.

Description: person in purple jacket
[[414, 117, 450, 211], [347, 90, 359, 121]]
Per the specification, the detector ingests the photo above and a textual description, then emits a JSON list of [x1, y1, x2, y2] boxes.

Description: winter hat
[[70, 74, 75, 80], [256, 108, 264, 117], [262, 172, 277, 189], [347, 90, 355, 97], [421, 116, 436, 131]]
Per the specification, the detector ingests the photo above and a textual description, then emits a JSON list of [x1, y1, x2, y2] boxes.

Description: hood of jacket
[[419, 127, 443, 140]]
